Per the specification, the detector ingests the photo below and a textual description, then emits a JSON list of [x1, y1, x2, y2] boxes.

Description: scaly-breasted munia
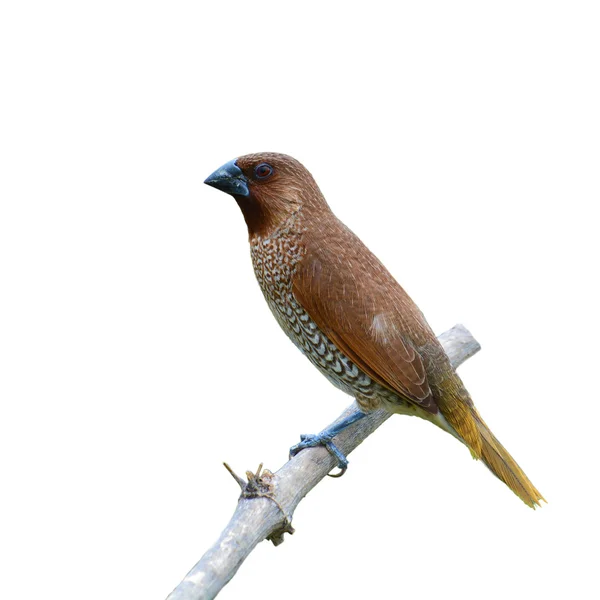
[[204, 153, 543, 508]]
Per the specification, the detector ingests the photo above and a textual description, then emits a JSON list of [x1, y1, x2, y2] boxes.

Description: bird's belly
[[265, 290, 385, 404], [269, 292, 428, 418]]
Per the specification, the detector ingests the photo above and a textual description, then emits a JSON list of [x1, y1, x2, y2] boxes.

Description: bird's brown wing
[[292, 231, 437, 413]]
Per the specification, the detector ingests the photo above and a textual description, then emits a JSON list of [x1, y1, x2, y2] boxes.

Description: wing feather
[[292, 239, 437, 413]]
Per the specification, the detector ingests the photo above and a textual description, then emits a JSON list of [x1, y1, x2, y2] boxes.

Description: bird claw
[[289, 433, 349, 476]]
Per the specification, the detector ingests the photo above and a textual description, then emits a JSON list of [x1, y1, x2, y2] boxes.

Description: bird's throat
[[234, 195, 269, 237], [235, 194, 296, 239]]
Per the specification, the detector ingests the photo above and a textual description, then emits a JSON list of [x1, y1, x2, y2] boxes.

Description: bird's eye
[[254, 163, 274, 180]]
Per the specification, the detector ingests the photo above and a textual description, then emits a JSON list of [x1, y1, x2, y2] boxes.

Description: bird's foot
[[289, 433, 349, 477], [288, 410, 367, 477]]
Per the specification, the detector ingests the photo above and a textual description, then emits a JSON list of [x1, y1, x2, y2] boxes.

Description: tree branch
[[166, 324, 481, 600]]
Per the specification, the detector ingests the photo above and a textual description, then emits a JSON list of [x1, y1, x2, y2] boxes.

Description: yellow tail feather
[[472, 411, 545, 508]]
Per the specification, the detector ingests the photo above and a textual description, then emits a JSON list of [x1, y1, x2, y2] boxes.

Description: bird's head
[[204, 152, 327, 237]]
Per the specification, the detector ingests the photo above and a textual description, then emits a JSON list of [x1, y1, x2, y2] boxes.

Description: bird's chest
[[249, 231, 315, 349], [249, 231, 393, 408]]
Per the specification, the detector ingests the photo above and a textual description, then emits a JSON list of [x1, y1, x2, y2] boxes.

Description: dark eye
[[254, 163, 274, 180]]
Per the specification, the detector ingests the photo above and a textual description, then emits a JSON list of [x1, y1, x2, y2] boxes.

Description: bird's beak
[[204, 159, 250, 197]]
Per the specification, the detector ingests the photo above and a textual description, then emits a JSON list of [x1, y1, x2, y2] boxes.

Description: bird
[[204, 152, 544, 508]]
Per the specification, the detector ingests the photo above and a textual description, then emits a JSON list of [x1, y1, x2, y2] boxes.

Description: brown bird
[[204, 153, 544, 508]]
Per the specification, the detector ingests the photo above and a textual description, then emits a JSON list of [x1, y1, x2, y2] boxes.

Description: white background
[[1, 2, 599, 599]]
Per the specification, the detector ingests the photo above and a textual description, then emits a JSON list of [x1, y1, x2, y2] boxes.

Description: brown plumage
[[204, 152, 544, 508]]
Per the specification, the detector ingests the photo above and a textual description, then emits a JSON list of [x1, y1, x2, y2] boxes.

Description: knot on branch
[[223, 462, 295, 546]]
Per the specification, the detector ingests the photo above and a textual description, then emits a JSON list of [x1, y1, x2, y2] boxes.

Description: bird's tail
[[471, 410, 545, 508]]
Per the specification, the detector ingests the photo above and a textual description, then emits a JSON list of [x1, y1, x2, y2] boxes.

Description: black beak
[[204, 159, 250, 197]]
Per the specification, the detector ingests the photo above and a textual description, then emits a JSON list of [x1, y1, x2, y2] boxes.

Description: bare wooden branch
[[166, 324, 480, 600]]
